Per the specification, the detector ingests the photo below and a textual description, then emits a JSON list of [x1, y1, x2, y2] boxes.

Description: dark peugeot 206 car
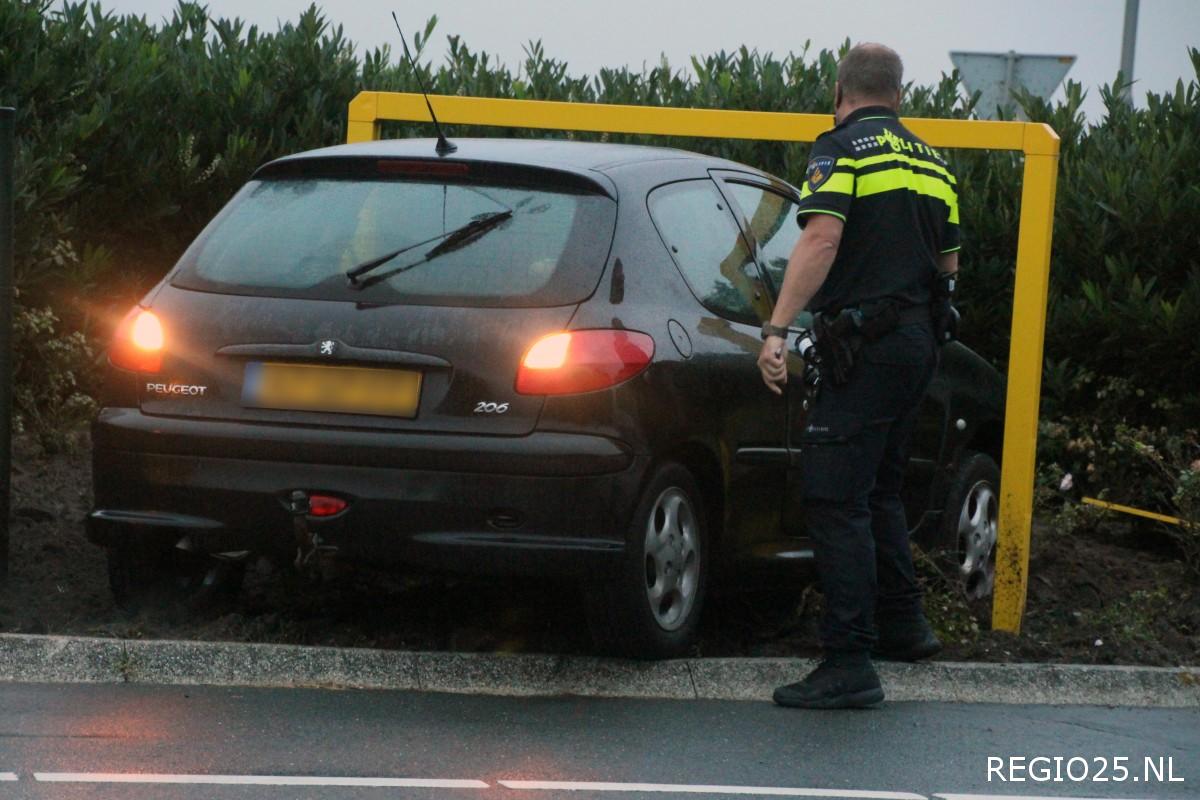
[[90, 138, 1004, 658]]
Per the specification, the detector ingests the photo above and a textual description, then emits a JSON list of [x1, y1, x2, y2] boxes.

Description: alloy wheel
[[642, 487, 700, 631], [957, 479, 998, 599]]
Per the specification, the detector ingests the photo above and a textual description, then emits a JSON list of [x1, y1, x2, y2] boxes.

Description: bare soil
[[2, 435, 1196, 666]]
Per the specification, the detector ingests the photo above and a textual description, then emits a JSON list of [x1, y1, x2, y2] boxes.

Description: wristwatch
[[760, 322, 789, 340]]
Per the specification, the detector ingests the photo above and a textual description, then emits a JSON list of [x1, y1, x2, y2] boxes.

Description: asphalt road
[[0, 683, 1195, 800]]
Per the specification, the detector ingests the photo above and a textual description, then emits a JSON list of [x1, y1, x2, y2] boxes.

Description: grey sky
[[93, 0, 1198, 120]]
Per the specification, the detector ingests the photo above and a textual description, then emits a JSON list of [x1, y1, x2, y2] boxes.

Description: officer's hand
[[757, 336, 787, 395]]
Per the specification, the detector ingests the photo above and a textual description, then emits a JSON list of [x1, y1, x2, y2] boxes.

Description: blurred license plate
[[243, 362, 421, 418]]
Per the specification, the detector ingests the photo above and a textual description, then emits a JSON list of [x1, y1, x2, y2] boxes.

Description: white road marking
[[0, 772, 18, 781], [499, 782, 925, 798], [34, 773, 488, 788], [935, 795, 1151, 800]]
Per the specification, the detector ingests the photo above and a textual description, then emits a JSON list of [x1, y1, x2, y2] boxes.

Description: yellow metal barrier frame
[[1082, 497, 1188, 527], [346, 91, 1060, 633]]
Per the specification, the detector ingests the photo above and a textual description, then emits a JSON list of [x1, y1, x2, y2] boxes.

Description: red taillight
[[516, 330, 655, 395], [109, 307, 164, 373], [308, 494, 348, 518]]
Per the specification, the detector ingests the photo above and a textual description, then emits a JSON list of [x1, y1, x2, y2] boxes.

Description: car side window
[[723, 182, 802, 294], [647, 180, 769, 324]]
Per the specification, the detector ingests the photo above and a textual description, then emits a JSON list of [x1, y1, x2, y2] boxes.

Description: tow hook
[[289, 490, 338, 571]]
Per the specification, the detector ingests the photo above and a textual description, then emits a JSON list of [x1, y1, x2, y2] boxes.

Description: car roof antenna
[[392, 12, 457, 156]]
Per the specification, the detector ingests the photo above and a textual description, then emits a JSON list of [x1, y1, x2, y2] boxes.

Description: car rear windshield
[[171, 169, 617, 307]]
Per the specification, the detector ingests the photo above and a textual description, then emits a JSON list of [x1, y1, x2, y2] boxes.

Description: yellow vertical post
[[992, 124, 1060, 633], [346, 92, 381, 144]]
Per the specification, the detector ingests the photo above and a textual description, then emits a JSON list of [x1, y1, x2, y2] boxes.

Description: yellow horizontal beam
[[1082, 497, 1189, 527], [350, 91, 1033, 151]]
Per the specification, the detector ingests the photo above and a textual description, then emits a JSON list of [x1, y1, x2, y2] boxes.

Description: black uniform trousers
[[799, 321, 938, 653]]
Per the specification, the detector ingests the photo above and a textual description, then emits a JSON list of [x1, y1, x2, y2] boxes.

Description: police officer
[[756, 42, 960, 709]]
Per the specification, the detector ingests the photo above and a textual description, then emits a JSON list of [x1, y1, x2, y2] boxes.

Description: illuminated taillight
[[308, 494, 348, 518], [522, 332, 572, 370], [516, 330, 655, 395], [109, 307, 164, 373]]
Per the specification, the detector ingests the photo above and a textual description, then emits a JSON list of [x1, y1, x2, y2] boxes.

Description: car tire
[[939, 451, 1000, 599], [107, 544, 247, 612], [585, 462, 708, 660]]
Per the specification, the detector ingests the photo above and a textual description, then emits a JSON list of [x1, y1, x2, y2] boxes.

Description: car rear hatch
[[140, 156, 617, 437]]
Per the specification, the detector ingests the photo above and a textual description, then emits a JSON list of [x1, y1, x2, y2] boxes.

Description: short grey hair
[[837, 43, 903, 103]]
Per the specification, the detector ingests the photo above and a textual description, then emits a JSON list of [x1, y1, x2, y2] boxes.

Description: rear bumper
[[89, 408, 646, 577]]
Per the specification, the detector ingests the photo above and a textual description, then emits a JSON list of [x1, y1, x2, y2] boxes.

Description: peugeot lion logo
[[320, 340, 336, 356]]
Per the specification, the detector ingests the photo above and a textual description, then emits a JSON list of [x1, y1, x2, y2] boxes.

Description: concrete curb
[[1, 634, 1196, 707]]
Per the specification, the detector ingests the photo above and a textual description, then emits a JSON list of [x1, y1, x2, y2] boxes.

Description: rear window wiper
[[345, 210, 513, 289]]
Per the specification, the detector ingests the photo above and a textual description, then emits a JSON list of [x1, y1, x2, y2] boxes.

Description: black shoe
[[873, 626, 943, 662], [773, 655, 884, 709]]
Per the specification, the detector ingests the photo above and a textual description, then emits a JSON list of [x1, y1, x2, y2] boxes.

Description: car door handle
[[734, 446, 790, 465]]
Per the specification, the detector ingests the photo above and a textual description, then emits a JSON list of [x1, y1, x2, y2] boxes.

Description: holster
[[812, 310, 863, 387], [813, 300, 925, 386]]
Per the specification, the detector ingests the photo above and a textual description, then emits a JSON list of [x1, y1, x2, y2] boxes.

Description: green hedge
[[3, 1, 1198, 441]]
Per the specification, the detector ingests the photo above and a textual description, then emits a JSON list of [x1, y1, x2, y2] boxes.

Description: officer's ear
[[834, 82, 844, 110]]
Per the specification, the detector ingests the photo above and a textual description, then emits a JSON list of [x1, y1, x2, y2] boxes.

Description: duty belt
[[810, 301, 931, 386], [893, 304, 934, 327]]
